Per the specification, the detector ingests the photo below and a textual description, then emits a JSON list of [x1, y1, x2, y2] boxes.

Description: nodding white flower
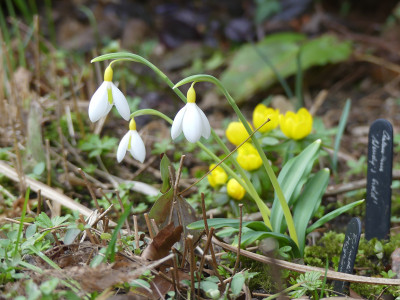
[[117, 118, 146, 163], [171, 83, 211, 143], [88, 65, 130, 122]]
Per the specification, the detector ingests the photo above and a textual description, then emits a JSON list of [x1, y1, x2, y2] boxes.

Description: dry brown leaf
[[141, 223, 183, 261]]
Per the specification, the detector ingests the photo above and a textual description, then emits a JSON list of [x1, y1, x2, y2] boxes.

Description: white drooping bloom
[[117, 118, 146, 163], [171, 83, 211, 143], [88, 65, 130, 122]]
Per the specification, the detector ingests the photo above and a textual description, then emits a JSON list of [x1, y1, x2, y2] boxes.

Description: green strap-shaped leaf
[[306, 199, 364, 234], [270, 139, 321, 233], [292, 168, 330, 255]]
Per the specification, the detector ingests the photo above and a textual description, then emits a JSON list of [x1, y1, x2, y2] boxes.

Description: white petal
[[183, 103, 202, 143], [195, 105, 211, 139], [117, 131, 131, 162], [111, 83, 130, 121], [88, 82, 111, 122], [129, 130, 146, 163], [171, 105, 187, 140]]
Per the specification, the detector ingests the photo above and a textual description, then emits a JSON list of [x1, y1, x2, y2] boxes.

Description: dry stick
[[187, 235, 196, 298], [37, 189, 42, 215], [170, 267, 177, 294], [0, 161, 93, 216], [33, 15, 40, 95], [200, 193, 225, 286], [172, 248, 180, 289], [180, 239, 188, 269], [92, 204, 114, 228], [45, 200, 56, 217], [167, 166, 178, 226], [1, 217, 32, 226], [78, 168, 101, 211], [0, 46, 4, 129], [115, 190, 131, 235], [225, 204, 243, 294], [212, 237, 400, 286], [68, 75, 86, 138], [45, 139, 51, 186], [97, 188, 113, 207], [150, 219, 159, 235], [133, 215, 140, 250], [144, 213, 154, 239], [79, 214, 99, 244], [131, 155, 157, 179], [65, 105, 76, 145], [179, 118, 271, 196], [58, 127, 71, 188], [198, 227, 215, 276]]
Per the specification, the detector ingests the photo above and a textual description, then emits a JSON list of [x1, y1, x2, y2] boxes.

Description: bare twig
[[133, 215, 140, 250], [115, 190, 131, 235], [211, 237, 400, 286], [144, 213, 154, 239], [0, 160, 93, 216], [78, 168, 100, 211], [187, 235, 196, 298]]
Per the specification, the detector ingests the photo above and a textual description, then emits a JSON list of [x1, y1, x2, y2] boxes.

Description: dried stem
[[187, 235, 196, 298], [115, 190, 131, 235], [201, 193, 225, 286], [78, 168, 100, 211], [45, 139, 51, 186], [144, 213, 154, 239], [133, 215, 140, 250], [37, 189, 42, 215]]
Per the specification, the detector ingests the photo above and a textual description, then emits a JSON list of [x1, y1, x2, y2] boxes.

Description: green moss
[[304, 231, 344, 268], [304, 231, 400, 298], [240, 255, 275, 292]]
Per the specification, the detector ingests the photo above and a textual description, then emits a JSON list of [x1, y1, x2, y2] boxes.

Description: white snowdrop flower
[[171, 83, 211, 143], [117, 118, 146, 163], [88, 65, 130, 122]]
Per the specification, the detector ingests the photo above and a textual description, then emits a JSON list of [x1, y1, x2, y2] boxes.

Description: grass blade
[[13, 187, 30, 257], [332, 98, 351, 173]]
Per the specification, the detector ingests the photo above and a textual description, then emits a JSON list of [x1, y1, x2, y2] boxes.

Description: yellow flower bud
[[227, 178, 246, 201], [187, 82, 196, 103], [280, 108, 313, 140], [252, 104, 279, 133], [236, 143, 262, 171], [207, 164, 228, 188], [104, 65, 113, 82], [225, 121, 253, 146]]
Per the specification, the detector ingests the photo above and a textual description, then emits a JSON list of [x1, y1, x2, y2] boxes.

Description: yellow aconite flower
[[252, 104, 279, 133], [207, 164, 228, 188], [225, 121, 252, 146], [236, 143, 262, 171], [227, 178, 246, 201], [280, 108, 313, 140]]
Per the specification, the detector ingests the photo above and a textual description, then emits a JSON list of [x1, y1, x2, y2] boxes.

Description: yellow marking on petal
[[128, 134, 132, 150], [129, 118, 136, 131], [107, 87, 113, 104], [104, 65, 113, 82], [187, 82, 196, 103]]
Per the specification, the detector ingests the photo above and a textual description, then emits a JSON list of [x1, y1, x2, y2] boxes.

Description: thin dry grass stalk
[[0, 160, 93, 216], [212, 237, 400, 286]]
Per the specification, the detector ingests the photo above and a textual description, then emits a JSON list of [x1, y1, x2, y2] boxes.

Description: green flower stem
[[174, 74, 299, 247], [130, 109, 272, 228], [94, 54, 187, 103], [92, 53, 272, 229]]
